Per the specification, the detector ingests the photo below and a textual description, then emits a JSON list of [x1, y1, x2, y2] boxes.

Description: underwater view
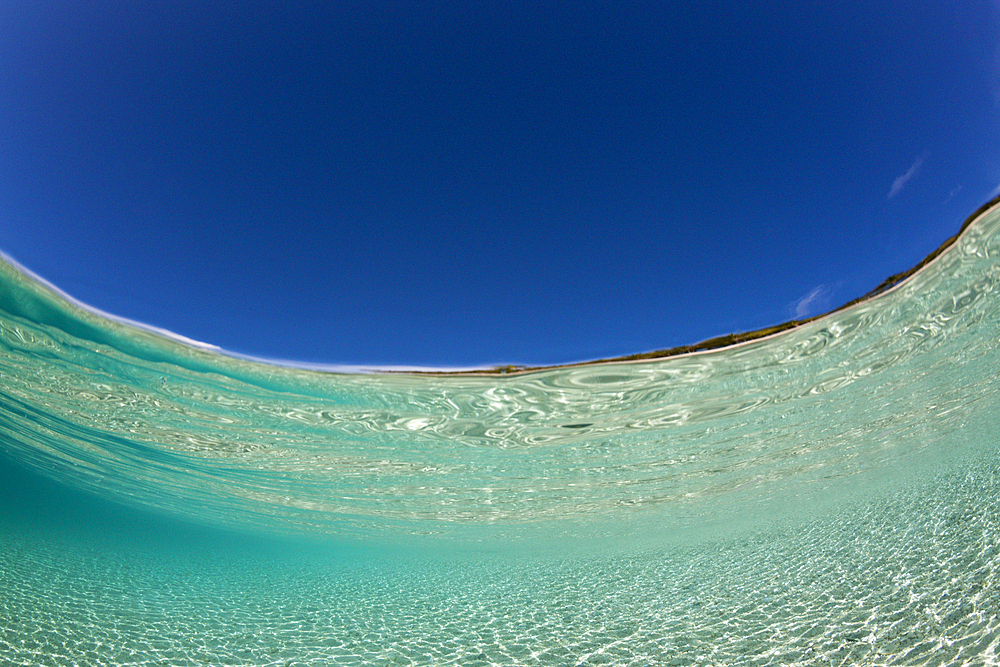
[[3, 198, 1000, 666]]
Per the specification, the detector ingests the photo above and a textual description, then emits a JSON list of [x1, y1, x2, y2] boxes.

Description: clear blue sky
[[2, 0, 998, 368]]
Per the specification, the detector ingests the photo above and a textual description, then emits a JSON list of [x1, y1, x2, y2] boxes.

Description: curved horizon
[[3, 194, 998, 376]]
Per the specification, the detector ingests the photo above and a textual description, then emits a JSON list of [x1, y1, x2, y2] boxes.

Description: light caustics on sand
[[1, 201, 1000, 666]]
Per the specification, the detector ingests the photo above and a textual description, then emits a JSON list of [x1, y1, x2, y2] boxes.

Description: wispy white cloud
[[887, 152, 929, 199], [793, 285, 828, 319]]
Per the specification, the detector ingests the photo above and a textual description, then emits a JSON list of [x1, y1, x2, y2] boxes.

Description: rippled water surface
[[2, 202, 1000, 665]]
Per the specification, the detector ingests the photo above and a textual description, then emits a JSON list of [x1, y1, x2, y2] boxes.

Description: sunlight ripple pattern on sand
[[0, 453, 998, 666]]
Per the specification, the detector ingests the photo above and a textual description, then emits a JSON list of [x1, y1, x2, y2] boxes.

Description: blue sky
[[2, 0, 999, 368]]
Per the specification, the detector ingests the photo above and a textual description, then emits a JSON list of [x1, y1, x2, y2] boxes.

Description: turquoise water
[[2, 203, 1000, 665]]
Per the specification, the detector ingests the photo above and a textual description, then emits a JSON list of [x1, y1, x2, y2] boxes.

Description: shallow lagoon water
[[2, 202, 1000, 665]]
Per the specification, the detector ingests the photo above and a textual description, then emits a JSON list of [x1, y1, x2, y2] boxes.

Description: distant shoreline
[[411, 194, 1000, 377]]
